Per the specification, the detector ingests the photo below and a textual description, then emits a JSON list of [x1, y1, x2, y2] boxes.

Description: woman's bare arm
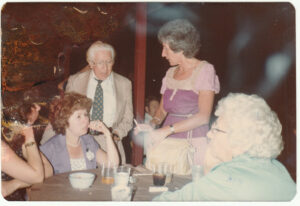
[[41, 152, 53, 178], [1, 127, 44, 184], [1, 153, 53, 197], [1, 179, 30, 197], [90, 121, 120, 166], [168, 90, 214, 133], [146, 90, 215, 147]]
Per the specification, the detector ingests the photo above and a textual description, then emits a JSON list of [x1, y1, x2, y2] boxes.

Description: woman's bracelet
[[24, 142, 36, 148]]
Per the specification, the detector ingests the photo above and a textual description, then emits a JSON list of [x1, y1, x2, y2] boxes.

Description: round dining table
[[27, 165, 192, 201]]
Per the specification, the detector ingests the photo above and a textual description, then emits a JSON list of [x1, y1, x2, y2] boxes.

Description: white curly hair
[[215, 93, 283, 158]]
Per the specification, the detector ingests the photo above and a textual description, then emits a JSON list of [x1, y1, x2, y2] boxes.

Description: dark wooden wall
[[1, 3, 134, 102]]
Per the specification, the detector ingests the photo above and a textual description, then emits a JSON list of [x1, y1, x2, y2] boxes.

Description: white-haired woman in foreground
[[154, 93, 296, 201]]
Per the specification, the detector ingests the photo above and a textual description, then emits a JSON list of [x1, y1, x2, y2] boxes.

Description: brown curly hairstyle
[[50, 92, 92, 135]]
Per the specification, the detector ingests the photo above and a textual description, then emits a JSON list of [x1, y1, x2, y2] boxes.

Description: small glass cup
[[152, 163, 167, 186], [114, 165, 131, 186], [101, 164, 115, 185], [192, 164, 204, 182], [111, 184, 133, 201], [164, 164, 174, 185]]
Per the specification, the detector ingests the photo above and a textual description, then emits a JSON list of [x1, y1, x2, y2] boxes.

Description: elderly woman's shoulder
[[213, 154, 290, 176]]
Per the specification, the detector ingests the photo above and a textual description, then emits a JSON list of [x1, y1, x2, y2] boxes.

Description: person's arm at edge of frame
[[2, 127, 45, 183], [1, 128, 45, 196], [1, 179, 30, 197], [40, 152, 53, 178], [1, 152, 53, 197]]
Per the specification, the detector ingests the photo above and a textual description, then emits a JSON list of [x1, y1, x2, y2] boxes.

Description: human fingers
[[88, 120, 98, 130], [137, 124, 153, 131], [22, 126, 35, 142], [133, 127, 141, 136]]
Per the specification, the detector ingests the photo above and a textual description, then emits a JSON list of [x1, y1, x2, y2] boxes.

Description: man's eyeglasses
[[89, 60, 113, 67]]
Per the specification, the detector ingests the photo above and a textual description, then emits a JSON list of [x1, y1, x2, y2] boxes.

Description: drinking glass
[[152, 163, 167, 186], [114, 165, 131, 186], [192, 164, 204, 182], [164, 164, 174, 185], [101, 164, 115, 185]]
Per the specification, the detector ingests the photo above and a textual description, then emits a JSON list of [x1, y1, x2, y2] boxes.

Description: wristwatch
[[169, 124, 175, 134]]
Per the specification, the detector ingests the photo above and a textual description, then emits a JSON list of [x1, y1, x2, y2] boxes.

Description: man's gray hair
[[86, 41, 115, 63]]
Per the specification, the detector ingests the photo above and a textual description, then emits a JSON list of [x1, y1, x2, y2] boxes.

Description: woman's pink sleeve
[[195, 64, 220, 93]]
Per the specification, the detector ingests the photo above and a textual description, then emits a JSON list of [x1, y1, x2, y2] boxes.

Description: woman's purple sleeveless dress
[[160, 61, 220, 165]]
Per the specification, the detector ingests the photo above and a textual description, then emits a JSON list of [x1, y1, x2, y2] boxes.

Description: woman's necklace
[[66, 139, 81, 147]]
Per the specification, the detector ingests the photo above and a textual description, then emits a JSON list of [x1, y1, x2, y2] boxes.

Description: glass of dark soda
[[152, 163, 167, 186]]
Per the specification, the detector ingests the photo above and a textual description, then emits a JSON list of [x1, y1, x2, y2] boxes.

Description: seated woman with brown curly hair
[[40, 92, 119, 175]]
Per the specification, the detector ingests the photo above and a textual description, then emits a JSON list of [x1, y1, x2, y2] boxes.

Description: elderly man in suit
[[41, 41, 133, 164], [66, 41, 133, 164]]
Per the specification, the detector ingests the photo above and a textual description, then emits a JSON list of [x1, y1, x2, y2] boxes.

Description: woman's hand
[[92, 120, 120, 166], [22, 126, 35, 144], [146, 128, 169, 149], [89, 120, 110, 137], [133, 123, 153, 136], [134, 124, 169, 150], [149, 117, 161, 128]]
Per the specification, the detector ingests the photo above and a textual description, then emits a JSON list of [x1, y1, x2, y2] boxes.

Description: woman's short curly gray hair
[[215, 93, 283, 159], [158, 19, 200, 58]]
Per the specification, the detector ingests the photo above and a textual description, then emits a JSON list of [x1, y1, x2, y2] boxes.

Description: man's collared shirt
[[87, 71, 116, 127]]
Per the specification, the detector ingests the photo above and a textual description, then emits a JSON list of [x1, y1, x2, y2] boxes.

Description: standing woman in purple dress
[[136, 19, 220, 175]]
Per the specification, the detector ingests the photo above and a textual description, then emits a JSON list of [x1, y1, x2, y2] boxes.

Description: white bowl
[[69, 172, 96, 189]]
